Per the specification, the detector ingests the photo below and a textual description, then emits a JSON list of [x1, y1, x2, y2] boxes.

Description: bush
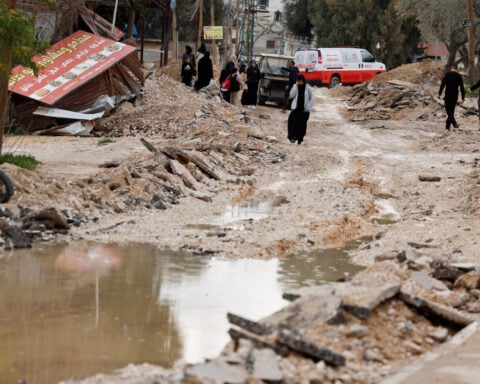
[[0, 153, 40, 170], [97, 137, 116, 146]]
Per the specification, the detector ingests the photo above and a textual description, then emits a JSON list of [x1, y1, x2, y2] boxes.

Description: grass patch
[[97, 137, 116, 146], [0, 153, 39, 170]]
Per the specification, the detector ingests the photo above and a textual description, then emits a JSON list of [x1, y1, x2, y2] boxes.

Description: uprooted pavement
[[64, 246, 480, 384], [1, 74, 284, 249]]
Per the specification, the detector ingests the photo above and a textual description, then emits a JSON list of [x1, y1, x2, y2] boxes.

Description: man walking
[[281, 60, 299, 111], [438, 64, 465, 131]]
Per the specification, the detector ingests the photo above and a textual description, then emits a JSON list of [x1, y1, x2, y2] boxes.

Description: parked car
[[257, 53, 294, 106], [294, 47, 386, 88]]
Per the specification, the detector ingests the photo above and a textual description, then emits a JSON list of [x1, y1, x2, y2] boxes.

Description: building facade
[[250, 0, 305, 57]]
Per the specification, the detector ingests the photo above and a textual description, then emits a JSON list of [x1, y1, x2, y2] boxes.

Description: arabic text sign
[[203, 26, 223, 40], [8, 30, 136, 105]]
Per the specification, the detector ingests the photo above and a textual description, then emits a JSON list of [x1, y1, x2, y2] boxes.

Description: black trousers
[[444, 98, 458, 129], [247, 82, 259, 105], [288, 109, 310, 143]]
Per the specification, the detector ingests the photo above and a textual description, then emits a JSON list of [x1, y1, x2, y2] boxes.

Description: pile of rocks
[[63, 247, 480, 384], [343, 62, 477, 122], [0, 205, 75, 249]]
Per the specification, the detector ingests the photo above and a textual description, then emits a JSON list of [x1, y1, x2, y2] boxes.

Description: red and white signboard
[[8, 30, 136, 105]]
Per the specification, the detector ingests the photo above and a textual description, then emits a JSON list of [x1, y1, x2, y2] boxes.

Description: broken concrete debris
[[200, 253, 480, 384], [0, 205, 73, 249], [343, 61, 477, 123]]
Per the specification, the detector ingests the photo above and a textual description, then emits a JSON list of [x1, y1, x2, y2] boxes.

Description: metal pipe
[[111, 0, 119, 33]]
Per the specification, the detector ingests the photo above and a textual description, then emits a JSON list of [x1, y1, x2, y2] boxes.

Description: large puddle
[[0, 243, 362, 384]]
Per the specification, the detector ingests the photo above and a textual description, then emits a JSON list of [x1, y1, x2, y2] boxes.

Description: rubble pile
[[68, 251, 480, 384], [343, 62, 477, 122], [4, 73, 285, 239], [0, 205, 75, 249], [85, 74, 287, 213], [96, 73, 230, 138]]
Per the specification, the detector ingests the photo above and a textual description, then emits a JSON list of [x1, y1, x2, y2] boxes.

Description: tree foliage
[[0, 2, 49, 152], [0, 3, 48, 78], [284, 0, 421, 69], [284, 0, 313, 43]]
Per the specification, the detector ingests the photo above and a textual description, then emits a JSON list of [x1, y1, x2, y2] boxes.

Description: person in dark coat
[[287, 75, 314, 144], [281, 60, 299, 110], [438, 64, 465, 131], [195, 51, 213, 91], [181, 56, 195, 87], [245, 60, 261, 109], [182, 45, 196, 68]]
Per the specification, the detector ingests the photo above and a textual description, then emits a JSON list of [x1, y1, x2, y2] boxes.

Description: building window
[[274, 10, 282, 21], [257, 0, 269, 10], [266, 40, 275, 49]]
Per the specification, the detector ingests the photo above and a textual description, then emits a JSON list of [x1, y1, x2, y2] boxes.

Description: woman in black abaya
[[287, 75, 314, 144]]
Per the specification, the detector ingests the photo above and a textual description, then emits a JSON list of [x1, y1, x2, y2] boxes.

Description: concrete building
[[248, 0, 305, 58]]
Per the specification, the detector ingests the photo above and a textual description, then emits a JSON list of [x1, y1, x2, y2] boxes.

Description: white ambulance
[[294, 47, 386, 88]]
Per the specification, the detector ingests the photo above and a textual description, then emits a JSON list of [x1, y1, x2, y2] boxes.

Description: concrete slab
[[334, 282, 401, 318], [380, 322, 480, 384]]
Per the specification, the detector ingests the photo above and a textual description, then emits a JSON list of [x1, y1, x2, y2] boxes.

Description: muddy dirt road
[[8, 86, 480, 265]]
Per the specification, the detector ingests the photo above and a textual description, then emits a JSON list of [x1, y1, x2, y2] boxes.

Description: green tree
[[0, 1, 49, 152], [284, 0, 314, 43]]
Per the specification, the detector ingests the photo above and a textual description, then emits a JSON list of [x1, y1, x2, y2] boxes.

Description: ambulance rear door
[[294, 49, 318, 81], [339, 49, 362, 83]]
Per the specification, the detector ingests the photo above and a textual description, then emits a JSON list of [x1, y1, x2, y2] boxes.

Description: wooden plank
[[277, 329, 346, 366], [227, 313, 273, 335], [122, 53, 146, 83], [116, 63, 142, 94], [161, 147, 221, 180]]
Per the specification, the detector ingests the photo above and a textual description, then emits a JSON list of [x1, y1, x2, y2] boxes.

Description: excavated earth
[[3, 61, 480, 383]]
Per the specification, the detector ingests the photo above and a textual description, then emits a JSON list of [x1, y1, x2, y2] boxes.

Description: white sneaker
[[251, 105, 256, 110]]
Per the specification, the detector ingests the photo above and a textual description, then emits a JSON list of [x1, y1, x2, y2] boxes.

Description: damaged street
[[2, 60, 480, 384]]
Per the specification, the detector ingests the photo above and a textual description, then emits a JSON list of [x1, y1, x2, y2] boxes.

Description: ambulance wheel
[[329, 75, 341, 88]]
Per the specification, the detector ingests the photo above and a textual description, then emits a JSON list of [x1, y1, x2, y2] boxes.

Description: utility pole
[[250, 0, 255, 61], [197, 0, 204, 49], [228, 0, 233, 57], [235, 0, 240, 55], [467, 0, 475, 83], [245, 0, 251, 62], [173, 7, 178, 62], [210, 0, 216, 65]]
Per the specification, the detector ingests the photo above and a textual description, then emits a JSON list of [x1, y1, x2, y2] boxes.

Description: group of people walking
[[218, 57, 261, 109], [181, 44, 214, 92], [180, 47, 315, 145]]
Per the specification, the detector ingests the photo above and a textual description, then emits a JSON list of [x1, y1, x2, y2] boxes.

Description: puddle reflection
[[210, 201, 273, 227], [0, 243, 362, 384]]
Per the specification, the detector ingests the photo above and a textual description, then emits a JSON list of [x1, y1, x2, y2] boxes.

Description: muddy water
[[0, 243, 362, 384]]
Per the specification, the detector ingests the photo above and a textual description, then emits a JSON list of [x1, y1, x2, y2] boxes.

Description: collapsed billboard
[[8, 30, 136, 105]]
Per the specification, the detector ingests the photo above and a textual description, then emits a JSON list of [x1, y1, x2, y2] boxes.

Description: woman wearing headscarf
[[182, 45, 196, 68], [287, 75, 314, 144], [245, 60, 261, 109], [194, 51, 213, 91]]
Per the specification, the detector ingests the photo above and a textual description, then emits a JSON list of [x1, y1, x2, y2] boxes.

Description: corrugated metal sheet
[[12, 72, 110, 131], [9, 49, 145, 133]]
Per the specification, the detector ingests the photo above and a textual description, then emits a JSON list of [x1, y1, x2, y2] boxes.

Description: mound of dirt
[[372, 61, 444, 86], [341, 62, 477, 122]]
